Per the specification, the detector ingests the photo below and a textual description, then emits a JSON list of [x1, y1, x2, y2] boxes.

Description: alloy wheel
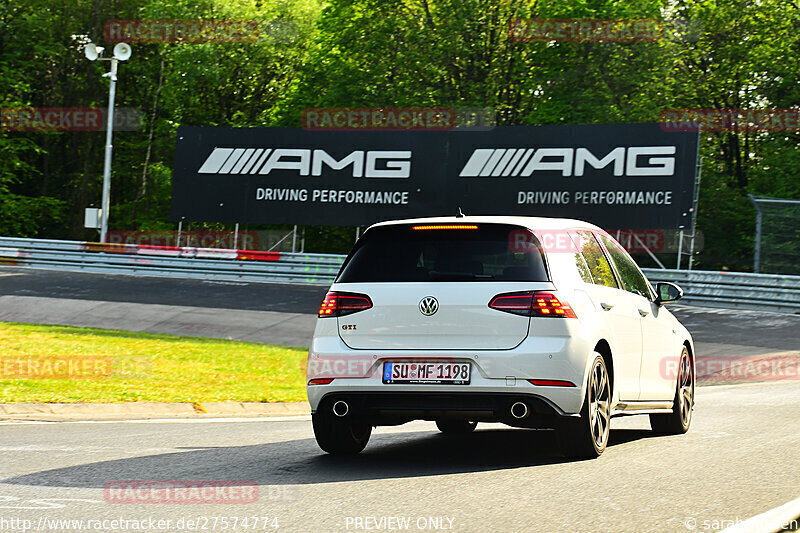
[[677, 347, 694, 427], [588, 359, 611, 449]]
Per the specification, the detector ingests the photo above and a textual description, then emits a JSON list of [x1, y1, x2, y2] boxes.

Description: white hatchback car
[[306, 216, 695, 458]]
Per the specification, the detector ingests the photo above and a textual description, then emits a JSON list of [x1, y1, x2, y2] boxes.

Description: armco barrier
[[0, 237, 344, 285], [1, 237, 799, 313], [642, 268, 800, 314]]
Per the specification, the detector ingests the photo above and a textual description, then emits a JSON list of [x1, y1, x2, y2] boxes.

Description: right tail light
[[488, 291, 576, 318]]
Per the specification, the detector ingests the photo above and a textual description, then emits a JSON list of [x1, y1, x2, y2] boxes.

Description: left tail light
[[318, 291, 373, 317], [488, 291, 577, 318]]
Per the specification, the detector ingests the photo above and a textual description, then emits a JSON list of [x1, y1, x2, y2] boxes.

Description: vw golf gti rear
[[306, 216, 694, 458]]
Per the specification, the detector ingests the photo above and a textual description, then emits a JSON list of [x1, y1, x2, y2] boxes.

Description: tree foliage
[[1, 0, 798, 270]]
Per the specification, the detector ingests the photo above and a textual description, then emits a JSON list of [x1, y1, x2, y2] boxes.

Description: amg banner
[[171, 124, 699, 229]]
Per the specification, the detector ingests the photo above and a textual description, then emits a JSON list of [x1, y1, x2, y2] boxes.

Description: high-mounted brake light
[[411, 225, 479, 230], [318, 292, 373, 317], [488, 291, 577, 318]]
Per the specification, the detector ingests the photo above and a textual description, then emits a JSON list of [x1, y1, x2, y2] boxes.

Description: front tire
[[312, 409, 372, 454], [650, 346, 694, 435], [436, 420, 477, 434], [560, 353, 611, 459]]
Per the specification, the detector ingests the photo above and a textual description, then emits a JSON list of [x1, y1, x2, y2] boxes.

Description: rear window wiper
[[429, 271, 495, 281]]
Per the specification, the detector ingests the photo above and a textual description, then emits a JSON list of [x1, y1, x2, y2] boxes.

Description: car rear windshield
[[336, 223, 549, 282]]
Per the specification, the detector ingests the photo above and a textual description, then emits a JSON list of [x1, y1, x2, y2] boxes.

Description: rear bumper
[[314, 392, 572, 427], [306, 312, 595, 417]]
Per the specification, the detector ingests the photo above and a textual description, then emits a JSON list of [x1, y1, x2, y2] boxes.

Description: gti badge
[[419, 296, 439, 316]]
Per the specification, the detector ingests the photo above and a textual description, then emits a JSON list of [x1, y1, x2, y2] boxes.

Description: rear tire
[[312, 409, 372, 454], [650, 346, 694, 435], [560, 354, 611, 460], [436, 420, 477, 434]]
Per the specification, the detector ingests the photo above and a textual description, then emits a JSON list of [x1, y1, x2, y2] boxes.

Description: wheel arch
[[593, 339, 614, 398], [683, 339, 695, 379]]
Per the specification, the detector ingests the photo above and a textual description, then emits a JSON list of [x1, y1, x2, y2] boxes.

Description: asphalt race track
[[1, 383, 800, 532], [1, 266, 800, 532], [1, 266, 799, 354], [0, 267, 324, 347], [0, 267, 325, 313]]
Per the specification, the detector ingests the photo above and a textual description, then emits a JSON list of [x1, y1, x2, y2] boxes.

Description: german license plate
[[382, 361, 470, 385]]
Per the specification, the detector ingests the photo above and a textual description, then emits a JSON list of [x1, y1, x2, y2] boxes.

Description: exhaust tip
[[510, 401, 529, 419], [332, 400, 349, 417]]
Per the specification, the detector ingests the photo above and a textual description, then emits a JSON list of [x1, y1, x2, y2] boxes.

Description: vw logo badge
[[419, 296, 439, 316]]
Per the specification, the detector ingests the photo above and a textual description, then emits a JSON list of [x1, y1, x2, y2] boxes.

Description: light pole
[[84, 41, 132, 243]]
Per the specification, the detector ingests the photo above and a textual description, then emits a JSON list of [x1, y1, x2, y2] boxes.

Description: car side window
[[545, 232, 593, 287], [562, 232, 593, 284], [573, 231, 617, 288], [598, 233, 653, 299]]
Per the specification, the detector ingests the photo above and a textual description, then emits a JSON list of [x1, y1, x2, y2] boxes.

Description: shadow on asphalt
[[3, 427, 659, 488]]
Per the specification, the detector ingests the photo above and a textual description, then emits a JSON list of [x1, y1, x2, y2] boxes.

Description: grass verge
[[0, 322, 308, 403]]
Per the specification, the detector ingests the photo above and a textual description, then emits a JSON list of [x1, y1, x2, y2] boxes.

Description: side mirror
[[655, 282, 683, 306]]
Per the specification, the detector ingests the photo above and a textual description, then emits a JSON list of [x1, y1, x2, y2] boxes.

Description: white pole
[[100, 58, 118, 243], [292, 225, 297, 253], [233, 223, 239, 250]]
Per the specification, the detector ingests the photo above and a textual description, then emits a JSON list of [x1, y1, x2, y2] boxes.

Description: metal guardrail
[[0, 237, 343, 285], [1, 237, 799, 313], [643, 268, 800, 314]]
